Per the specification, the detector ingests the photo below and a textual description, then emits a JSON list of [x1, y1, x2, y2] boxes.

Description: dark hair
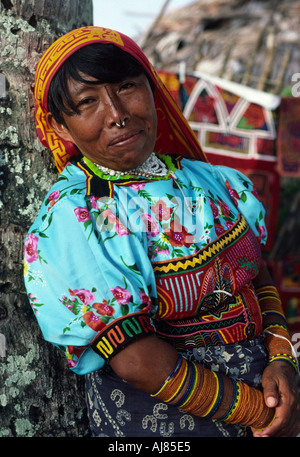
[[47, 43, 153, 125]]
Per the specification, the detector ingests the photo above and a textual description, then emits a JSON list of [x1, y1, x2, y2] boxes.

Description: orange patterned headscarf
[[34, 26, 207, 172]]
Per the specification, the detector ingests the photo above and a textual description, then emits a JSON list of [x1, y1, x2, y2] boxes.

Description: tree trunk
[[0, 0, 93, 437]]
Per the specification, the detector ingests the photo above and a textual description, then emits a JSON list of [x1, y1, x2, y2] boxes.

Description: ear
[[46, 112, 74, 143]]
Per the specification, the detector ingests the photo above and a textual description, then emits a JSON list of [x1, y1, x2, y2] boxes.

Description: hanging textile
[[158, 71, 281, 251], [277, 97, 300, 177]]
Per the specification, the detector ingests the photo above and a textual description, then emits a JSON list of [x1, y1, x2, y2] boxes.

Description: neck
[[93, 153, 168, 178]]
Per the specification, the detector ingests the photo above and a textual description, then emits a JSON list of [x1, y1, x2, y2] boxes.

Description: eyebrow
[[69, 80, 100, 98]]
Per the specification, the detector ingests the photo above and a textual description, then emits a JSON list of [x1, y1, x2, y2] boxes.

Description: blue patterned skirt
[[85, 336, 268, 437]]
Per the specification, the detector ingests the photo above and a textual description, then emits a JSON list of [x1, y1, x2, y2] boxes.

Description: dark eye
[[119, 81, 135, 92], [78, 97, 95, 107]]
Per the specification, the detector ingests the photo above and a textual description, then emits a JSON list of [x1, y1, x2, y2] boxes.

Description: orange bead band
[[223, 381, 275, 429], [151, 356, 275, 429], [256, 284, 298, 372], [256, 284, 287, 324], [151, 354, 187, 401]]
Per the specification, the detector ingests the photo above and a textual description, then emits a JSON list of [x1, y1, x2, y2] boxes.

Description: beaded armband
[[151, 355, 225, 419], [221, 381, 275, 430], [90, 312, 155, 360], [256, 284, 298, 373], [151, 355, 275, 429]]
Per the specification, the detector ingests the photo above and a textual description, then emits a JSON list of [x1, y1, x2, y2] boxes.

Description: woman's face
[[48, 73, 157, 172]]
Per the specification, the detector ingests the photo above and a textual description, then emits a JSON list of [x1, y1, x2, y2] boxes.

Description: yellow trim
[[153, 215, 247, 274], [77, 161, 93, 194]]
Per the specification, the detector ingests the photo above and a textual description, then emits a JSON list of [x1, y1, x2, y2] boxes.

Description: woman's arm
[[110, 333, 274, 428], [252, 261, 300, 436], [110, 261, 300, 435], [110, 334, 178, 394]]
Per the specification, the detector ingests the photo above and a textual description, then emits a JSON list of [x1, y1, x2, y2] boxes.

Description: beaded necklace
[[92, 152, 198, 216]]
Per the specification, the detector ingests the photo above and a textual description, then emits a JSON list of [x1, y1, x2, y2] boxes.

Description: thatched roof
[[140, 0, 300, 94]]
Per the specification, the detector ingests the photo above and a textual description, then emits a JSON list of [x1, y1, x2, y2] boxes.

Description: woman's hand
[[252, 361, 300, 437]]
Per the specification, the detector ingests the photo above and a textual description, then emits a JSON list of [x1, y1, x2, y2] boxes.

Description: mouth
[[109, 129, 143, 147]]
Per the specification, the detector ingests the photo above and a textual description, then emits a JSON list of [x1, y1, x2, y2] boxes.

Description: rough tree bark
[[0, 0, 93, 437]]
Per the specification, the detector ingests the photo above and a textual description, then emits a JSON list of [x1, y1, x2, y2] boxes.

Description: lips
[[109, 129, 142, 147]]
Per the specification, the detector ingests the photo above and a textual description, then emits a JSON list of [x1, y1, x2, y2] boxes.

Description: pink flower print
[[102, 209, 129, 235], [69, 288, 95, 305], [225, 220, 235, 230], [67, 359, 77, 368], [83, 311, 106, 331], [130, 183, 146, 191], [48, 190, 60, 201], [24, 233, 39, 263], [47, 190, 60, 211], [164, 220, 194, 247], [258, 225, 266, 241], [209, 200, 219, 219], [110, 286, 132, 305], [65, 302, 74, 312], [138, 290, 152, 306], [74, 206, 91, 222], [151, 200, 173, 221], [214, 223, 225, 236], [158, 249, 170, 256], [28, 293, 37, 309], [90, 195, 98, 209], [218, 199, 231, 218], [93, 300, 115, 317], [225, 180, 240, 206], [103, 209, 117, 223], [141, 213, 159, 237], [116, 222, 129, 236]]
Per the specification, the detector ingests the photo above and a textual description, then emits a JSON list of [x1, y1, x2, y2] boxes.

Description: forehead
[[66, 73, 149, 97], [66, 74, 101, 96]]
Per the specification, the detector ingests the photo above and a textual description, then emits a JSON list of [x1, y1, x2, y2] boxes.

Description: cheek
[[149, 107, 158, 141], [71, 123, 100, 144], [143, 97, 157, 132], [152, 109, 158, 133]]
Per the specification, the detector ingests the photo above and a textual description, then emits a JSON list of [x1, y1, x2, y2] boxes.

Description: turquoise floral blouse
[[24, 154, 267, 374]]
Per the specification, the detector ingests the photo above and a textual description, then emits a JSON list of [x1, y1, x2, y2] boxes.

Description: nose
[[103, 85, 129, 128]]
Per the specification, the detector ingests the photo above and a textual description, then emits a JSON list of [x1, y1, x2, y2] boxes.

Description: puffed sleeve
[[214, 165, 268, 246], [24, 193, 157, 375]]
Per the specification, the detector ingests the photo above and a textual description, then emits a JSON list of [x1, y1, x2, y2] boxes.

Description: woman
[[24, 26, 299, 437]]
